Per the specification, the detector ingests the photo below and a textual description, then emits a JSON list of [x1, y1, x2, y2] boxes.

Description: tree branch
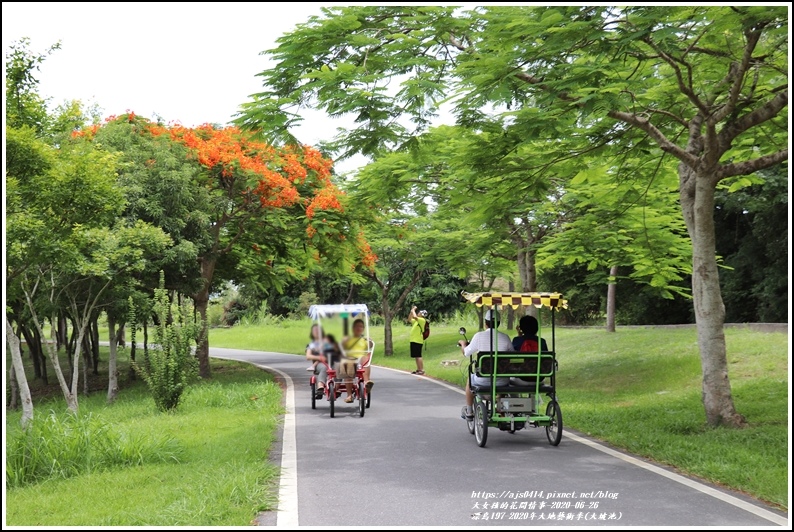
[[641, 36, 708, 115], [718, 149, 788, 180], [718, 90, 789, 148], [608, 110, 700, 167], [710, 28, 762, 124]]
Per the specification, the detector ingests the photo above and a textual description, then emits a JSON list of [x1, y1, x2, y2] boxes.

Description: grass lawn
[[5, 359, 283, 526]]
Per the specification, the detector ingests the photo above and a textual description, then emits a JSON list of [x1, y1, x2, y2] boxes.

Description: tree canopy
[[236, 5, 788, 427]]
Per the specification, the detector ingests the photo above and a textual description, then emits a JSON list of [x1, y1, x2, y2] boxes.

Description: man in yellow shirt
[[408, 306, 427, 375], [341, 318, 374, 399]]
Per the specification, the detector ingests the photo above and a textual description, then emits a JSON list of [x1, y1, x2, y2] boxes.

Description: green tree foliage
[[7, 118, 171, 413], [403, 269, 468, 320], [90, 114, 209, 298], [132, 273, 201, 412], [536, 158, 693, 299], [4, 37, 60, 135], [714, 165, 788, 323]]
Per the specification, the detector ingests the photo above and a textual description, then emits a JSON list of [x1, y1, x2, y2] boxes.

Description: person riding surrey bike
[[457, 309, 514, 420], [341, 318, 375, 398]]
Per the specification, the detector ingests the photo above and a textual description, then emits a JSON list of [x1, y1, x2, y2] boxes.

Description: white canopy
[[307, 304, 369, 319]]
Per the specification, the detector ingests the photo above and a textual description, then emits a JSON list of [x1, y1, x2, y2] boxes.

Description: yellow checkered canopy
[[461, 291, 568, 311]]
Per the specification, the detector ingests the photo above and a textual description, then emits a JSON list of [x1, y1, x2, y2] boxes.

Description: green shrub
[[133, 272, 201, 412]]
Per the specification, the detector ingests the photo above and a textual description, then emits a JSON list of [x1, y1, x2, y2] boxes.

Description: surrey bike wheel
[[311, 381, 317, 410], [474, 400, 488, 448], [328, 381, 336, 418], [545, 400, 563, 446], [358, 381, 365, 417]]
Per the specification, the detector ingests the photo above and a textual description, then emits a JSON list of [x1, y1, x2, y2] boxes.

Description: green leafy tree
[[4, 37, 60, 135], [536, 157, 694, 326], [7, 123, 171, 413], [81, 114, 372, 378], [236, 6, 788, 427]]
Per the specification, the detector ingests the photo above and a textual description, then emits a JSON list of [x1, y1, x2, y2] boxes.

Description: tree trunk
[[116, 323, 126, 348], [382, 310, 395, 357], [365, 266, 424, 357], [82, 331, 90, 396], [513, 227, 539, 321], [512, 220, 540, 293], [679, 164, 746, 428], [380, 295, 394, 356], [66, 319, 77, 377], [20, 323, 43, 380], [71, 325, 87, 409], [57, 312, 68, 350], [8, 356, 19, 410], [606, 265, 617, 333], [107, 315, 119, 403], [524, 251, 539, 320], [193, 256, 216, 379], [90, 314, 100, 375], [6, 317, 34, 428], [128, 321, 138, 380]]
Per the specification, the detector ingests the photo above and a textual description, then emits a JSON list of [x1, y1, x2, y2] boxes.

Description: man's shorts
[[410, 342, 423, 358]]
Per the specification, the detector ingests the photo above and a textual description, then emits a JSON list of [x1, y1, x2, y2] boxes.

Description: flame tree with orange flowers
[[80, 113, 375, 378]]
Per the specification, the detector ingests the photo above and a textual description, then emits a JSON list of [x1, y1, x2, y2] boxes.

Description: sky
[[2, 2, 368, 173]]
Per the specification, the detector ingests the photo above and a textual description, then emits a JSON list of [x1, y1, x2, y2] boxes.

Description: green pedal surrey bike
[[459, 291, 568, 448]]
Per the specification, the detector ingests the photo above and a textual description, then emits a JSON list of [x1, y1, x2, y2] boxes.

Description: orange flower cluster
[[281, 151, 307, 183], [146, 123, 309, 209], [82, 114, 345, 231], [356, 231, 377, 271], [306, 186, 344, 219], [70, 123, 100, 139], [254, 169, 301, 209], [301, 145, 333, 181]]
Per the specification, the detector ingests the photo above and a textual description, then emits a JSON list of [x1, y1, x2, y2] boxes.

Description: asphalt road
[[210, 347, 789, 528]]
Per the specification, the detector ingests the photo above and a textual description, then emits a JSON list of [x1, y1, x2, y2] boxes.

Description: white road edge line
[[564, 432, 788, 526], [264, 365, 299, 527], [212, 356, 299, 527]]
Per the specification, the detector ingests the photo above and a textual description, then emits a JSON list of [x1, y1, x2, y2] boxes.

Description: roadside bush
[[133, 272, 201, 412]]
